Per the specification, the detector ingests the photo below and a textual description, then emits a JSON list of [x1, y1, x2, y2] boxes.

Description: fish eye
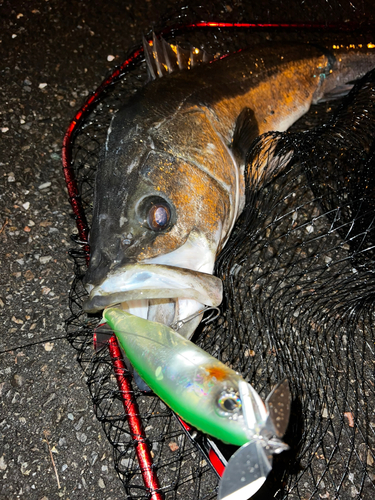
[[136, 195, 174, 232], [147, 204, 171, 231], [217, 391, 242, 414]]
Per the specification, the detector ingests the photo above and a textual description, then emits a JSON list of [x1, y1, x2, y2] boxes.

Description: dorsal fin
[[143, 33, 213, 80]]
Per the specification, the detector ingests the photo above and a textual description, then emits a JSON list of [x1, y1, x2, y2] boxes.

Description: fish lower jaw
[[82, 263, 223, 338]]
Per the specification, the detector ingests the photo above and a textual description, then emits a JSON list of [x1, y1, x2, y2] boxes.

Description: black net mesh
[[65, 1, 375, 498]]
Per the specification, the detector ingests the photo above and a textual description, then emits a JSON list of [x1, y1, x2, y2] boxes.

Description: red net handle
[[108, 337, 164, 499]]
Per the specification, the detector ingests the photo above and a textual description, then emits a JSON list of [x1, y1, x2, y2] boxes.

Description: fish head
[[83, 106, 231, 337]]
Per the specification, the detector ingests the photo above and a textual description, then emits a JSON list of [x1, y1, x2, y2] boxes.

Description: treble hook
[[171, 306, 221, 331]]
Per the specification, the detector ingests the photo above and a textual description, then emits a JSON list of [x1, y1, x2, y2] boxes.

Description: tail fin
[[314, 45, 375, 103]]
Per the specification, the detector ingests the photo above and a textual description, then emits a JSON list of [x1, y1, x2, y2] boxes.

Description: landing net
[[64, 1, 375, 498]]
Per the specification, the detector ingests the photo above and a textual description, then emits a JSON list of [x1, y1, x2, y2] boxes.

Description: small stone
[[244, 349, 255, 357], [22, 202, 30, 210], [39, 83, 48, 89], [24, 270, 35, 281], [2, 127, 9, 133], [168, 442, 179, 452], [120, 458, 132, 468], [44, 342, 54, 352], [0, 455, 7, 471], [38, 181, 51, 190], [12, 316, 24, 325], [61, 464, 68, 472], [74, 416, 84, 431], [107, 55, 115, 61], [11, 374, 24, 387], [76, 432, 87, 443], [21, 462, 31, 475], [67, 413, 74, 421], [12, 392, 20, 404], [98, 478, 105, 489], [8, 172, 15, 182], [344, 412, 355, 428], [24, 226, 31, 232], [40, 256, 52, 264]]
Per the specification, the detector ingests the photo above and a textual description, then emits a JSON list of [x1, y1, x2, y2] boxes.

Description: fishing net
[[64, 1, 375, 498]]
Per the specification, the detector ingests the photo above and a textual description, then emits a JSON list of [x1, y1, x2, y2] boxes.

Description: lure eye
[[217, 391, 242, 414], [147, 204, 171, 231]]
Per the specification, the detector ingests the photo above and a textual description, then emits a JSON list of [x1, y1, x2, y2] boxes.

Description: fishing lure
[[103, 307, 291, 498]]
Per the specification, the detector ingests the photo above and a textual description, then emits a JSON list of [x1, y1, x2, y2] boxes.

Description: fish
[[83, 35, 375, 339]]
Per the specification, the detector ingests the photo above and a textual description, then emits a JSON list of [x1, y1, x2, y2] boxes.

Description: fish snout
[[83, 249, 112, 290], [83, 243, 136, 290], [84, 222, 142, 288]]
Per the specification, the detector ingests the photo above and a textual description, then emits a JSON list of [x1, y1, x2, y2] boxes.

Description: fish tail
[[315, 46, 375, 103]]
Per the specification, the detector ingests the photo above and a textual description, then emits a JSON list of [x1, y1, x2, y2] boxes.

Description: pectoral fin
[[231, 107, 259, 161]]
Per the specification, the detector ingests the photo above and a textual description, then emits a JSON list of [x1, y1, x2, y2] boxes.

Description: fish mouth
[[83, 263, 223, 339]]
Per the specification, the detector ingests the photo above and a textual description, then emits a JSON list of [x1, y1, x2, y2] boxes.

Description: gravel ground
[[0, 1, 171, 499], [2, 1, 375, 500]]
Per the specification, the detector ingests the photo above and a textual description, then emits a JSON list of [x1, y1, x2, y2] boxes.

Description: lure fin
[[218, 381, 290, 500], [217, 440, 272, 500], [217, 437, 288, 500], [265, 378, 292, 438], [143, 32, 213, 80]]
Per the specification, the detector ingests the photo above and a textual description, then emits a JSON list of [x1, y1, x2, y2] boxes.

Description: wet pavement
[[0, 1, 170, 498]]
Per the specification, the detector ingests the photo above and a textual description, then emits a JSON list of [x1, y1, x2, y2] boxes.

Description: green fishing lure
[[103, 307, 289, 447]]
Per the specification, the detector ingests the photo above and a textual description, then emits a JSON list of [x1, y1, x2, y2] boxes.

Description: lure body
[[104, 307, 273, 446]]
